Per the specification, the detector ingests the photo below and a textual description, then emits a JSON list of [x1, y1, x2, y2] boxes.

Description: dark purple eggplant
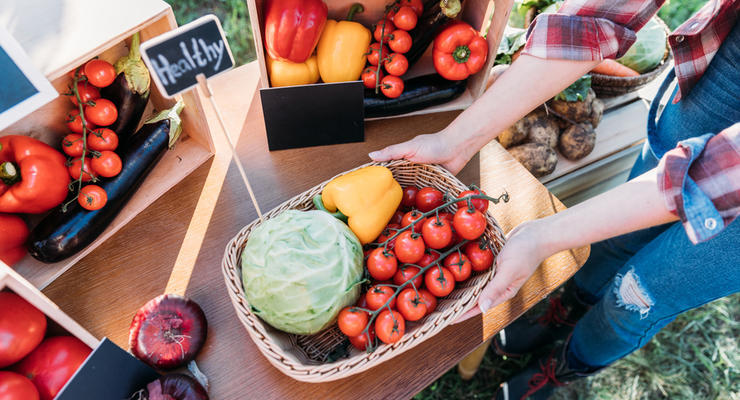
[[27, 101, 184, 263], [405, 0, 463, 68], [364, 74, 467, 118], [100, 32, 151, 144]]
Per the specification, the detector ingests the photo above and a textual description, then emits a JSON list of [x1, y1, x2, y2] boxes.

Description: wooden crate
[[0, 0, 215, 288], [246, 0, 513, 118]]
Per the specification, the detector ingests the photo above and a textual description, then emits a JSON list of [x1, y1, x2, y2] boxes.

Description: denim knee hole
[[613, 268, 654, 319]]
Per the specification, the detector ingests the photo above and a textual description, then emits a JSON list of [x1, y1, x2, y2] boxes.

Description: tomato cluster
[[337, 185, 497, 351], [62, 59, 122, 211], [362, 0, 423, 98]]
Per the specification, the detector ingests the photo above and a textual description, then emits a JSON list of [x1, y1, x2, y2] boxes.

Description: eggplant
[[405, 0, 463, 68], [100, 32, 151, 144], [27, 101, 184, 263], [364, 74, 467, 118]]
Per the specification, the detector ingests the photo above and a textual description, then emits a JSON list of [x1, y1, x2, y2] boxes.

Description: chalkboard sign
[[140, 14, 235, 98]]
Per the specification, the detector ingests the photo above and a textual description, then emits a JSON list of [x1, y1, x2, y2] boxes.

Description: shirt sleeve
[[522, 0, 666, 61], [657, 123, 740, 244]]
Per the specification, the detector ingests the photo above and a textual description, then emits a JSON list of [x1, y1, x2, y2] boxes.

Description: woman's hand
[[368, 132, 476, 175]]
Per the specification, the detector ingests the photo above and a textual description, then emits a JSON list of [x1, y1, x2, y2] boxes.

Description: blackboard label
[[140, 14, 235, 98]]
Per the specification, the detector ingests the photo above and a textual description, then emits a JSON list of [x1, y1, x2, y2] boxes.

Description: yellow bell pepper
[[266, 54, 320, 87], [314, 166, 402, 244], [316, 3, 372, 83]]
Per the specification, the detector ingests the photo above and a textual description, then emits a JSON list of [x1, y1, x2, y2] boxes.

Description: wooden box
[[0, 0, 215, 288]]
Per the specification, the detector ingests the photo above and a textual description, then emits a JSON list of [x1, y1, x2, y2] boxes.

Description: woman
[[370, 0, 739, 398]]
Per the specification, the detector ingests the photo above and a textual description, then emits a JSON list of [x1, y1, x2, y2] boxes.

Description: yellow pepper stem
[[313, 194, 348, 222], [346, 3, 364, 21]]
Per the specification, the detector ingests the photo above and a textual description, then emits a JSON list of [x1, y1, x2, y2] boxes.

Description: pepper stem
[[453, 45, 471, 64], [346, 3, 365, 21], [0, 162, 19, 185], [312, 194, 349, 222]]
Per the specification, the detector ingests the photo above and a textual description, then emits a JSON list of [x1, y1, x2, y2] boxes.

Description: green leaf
[[554, 75, 592, 102]]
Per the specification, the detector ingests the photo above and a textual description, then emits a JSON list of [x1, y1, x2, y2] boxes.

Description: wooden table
[[41, 62, 588, 399]]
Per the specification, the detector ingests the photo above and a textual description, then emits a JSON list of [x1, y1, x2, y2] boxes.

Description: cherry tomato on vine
[[61, 134, 84, 157], [396, 288, 427, 321], [361, 67, 384, 89], [401, 210, 424, 233], [68, 158, 96, 182], [375, 310, 405, 344], [444, 252, 472, 281], [453, 208, 487, 240], [401, 186, 418, 208], [91, 150, 122, 178], [417, 248, 440, 268], [415, 187, 444, 212], [391, 210, 404, 226], [65, 109, 96, 134], [388, 30, 412, 54], [392, 6, 418, 30], [83, 59, 116, 88], [68, 81, 100, 107], [87, 128, 118, 152], [418, 289, 437, 314], [456, 189, 488, 213], [380, 75, 404, 98], [447, 226, 463, 249], [349, 328, 375, 351], [384, 53, 409, 76], [425, 266, 455, 297], [367, 43, 388, 66], [85, 98, 118, 126], [373, 19, 396, 42], [338, 307, 369, 337], [365, 285, 397, 311], [375, 224, 400, 250], [77, 185, 107, 210], [394, 231, 425, 264], [464, 241, 495, 272], [393, 265, 423, 288], [398, 0, 423, 16], [367, 248, 398, 281], [438, 211, 454, 223], [421, 217, 453, 249]]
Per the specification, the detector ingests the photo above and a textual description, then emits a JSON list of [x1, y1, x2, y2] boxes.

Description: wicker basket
[[222, 160, 506, 382]]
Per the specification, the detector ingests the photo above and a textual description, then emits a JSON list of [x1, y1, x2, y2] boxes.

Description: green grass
[[658, 0, 709, 30]]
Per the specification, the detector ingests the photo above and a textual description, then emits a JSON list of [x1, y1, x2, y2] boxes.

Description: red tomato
[[361, 67, 384, 89], [401, 210, 424, 233], [425, 266, 455, 297], [61, 134, 84, 157], [380, 75, 404, 98], [418, 289, 438, 315], [365, 285, 396, 311], [444, 252, 472, 281], [77, 185, 107, 211], [87, 128, 118, 152], [366, 248, 398, 281], [465, 240, 495, 272], [68, 158, 96, 182], [13, 336, 91, 400], [0, 371, 39, 400], [0, 292, 47, 368], [456, 189, 488, 213], [349, 328, 375, 351], [388, 30, 413, 54], [375, 224, 399, 250], [453, 208, 487, 240], [401, 186, 418, 208], [384, 53, 409, 76], [367, 43, 389, 66], [65, 109, 96, 134], [393, 265, 423, 288], [91, 150, 122, 178], [394, 231, 425, 264], [392, 6, 418, 30], [398, 0, 423, 16], [375, 310, 405, 344], [85, 98, 118, 126], [396, 288, 427, 321], [417, 248, 440, 268], [83, 59, 116, 88], [415, 187, 444, 212], [338, 307, 369, 337], [421, 217, 453, 249], [438, 211, 454, 223], [373, 19, 395, 42], [68, 81, 100, 106], [391, 210, 404, 226]]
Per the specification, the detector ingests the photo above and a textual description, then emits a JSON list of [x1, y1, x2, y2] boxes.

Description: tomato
[[361, 67, 384, 89], [375, 224, 399, 250], [447, 226, 463, 250], [0, 292, 46, 368], [365, 285, 396, 311], [338, 307, 369, 337], [87, 128, 118, 152], [85, 98, 118, 126], [453, 208, 487, 240], [384, 53, 409, 76], [375, 310, 405, 344], [61, 134, 84, 157], [393, 265, 422, 288], [65, 109, 96, 134], [380, 75, 404, 98], [401, 186, 418, 208], [421, 216, 453, 249], [349, 328, 375, 351], [366, 248, 398, 281], [0, 371, 39, 400], [373, 19, 395, 42], [438, 211, 454, 223], [415, 187, 444, 212], [367, 43, 389, 66], [394, 231, 425, 264], [456, 189, 488, 213], [83, 59, 116, 88], [465, 240, 495, 272], [396, 288, 427, 321], [68, 158, 96, 182], [77, 185, 107, 211], [401, 210, 424, 233], [418, 289, 438, 315], [425, 266, 455, 297], [13, 336, 91, 400], [391, 210, 404, 226], [388, 29, 412, 54], [392, 6, 418, 30], [398, 0, 423, 16], [91, 150, 122, 178], [417, 248, 440, 268], [444, 252, 472, 281], [68, 81, 100, 107]]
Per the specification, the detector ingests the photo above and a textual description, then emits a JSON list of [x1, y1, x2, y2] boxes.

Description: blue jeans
[[566, 21, 740, 370]]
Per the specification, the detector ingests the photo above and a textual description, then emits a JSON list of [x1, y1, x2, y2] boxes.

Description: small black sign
[[140, 14, 234, 98]]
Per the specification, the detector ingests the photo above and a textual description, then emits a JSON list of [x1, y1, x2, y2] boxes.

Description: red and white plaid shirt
[[523, 0, 739, 103]]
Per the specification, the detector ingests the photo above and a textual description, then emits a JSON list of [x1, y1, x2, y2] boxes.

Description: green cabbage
[[618, 18, 667, 74], [241, 210, 364, 335]]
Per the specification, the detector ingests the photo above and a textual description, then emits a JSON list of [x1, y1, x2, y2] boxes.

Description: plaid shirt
[[523, 0, 739, 103]]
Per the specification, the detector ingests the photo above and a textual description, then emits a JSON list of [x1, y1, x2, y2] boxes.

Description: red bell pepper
[[433, 22, 488, 81], [0, 213, 29, 266], [0, 135, 70, 214], [263, 0, 328, 63]]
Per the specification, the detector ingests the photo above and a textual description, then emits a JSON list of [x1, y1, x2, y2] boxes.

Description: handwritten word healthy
[[150, 38, 225, 85]]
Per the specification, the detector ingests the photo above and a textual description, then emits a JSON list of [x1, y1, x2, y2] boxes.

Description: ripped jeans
[[565, 22, 740, 370]]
